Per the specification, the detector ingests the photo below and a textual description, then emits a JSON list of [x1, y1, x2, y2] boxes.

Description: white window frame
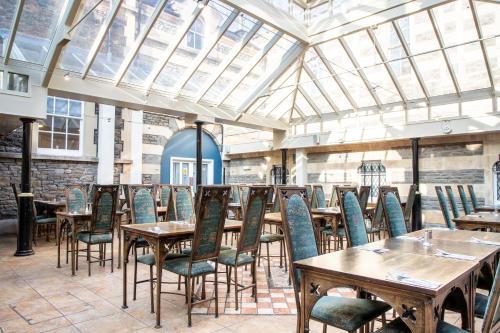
[[170, 156, 214, 185], [38, 97, 84, 157], [0, 66, 32, 97], [187, 19, 204, 50]]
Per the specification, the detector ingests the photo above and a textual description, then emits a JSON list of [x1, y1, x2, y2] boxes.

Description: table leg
[[56, 215, 61, 268], [154, 239, 165, 329], [469, 272, 475, 333], [122, 230, 130, 309], [71, 218, 76, 276], [117, 217, 122, 269], [299, 271, 306, 333]]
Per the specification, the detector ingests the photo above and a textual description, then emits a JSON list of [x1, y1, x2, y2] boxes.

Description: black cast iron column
[[195, 121, 204, 187], [411, 138, 422, 231], [15, 118, 35, 256], [281, 148, 287, 185]]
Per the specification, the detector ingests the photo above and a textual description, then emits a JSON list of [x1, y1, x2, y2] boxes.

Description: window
[[187, 20, 204, 50], [38, 97, 83, 155], [7, 72, 29, 93], [358, 161, 386, 202], [493, 161, 500, 205], [171, 157, 213, 185]]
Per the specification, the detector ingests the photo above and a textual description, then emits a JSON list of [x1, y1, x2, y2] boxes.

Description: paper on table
[[386, 271, 441, 289], [470, 237, 500, 246], [396, 235, 424, 241], [356, 245, 389, 254], [434, 249, 476, 261]]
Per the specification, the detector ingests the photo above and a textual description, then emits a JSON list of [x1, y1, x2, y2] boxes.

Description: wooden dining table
[[295, 229, 500, 333], [453, 212, 500, 231], [121, 220, 242, 328], [34, 199, 66, 214]]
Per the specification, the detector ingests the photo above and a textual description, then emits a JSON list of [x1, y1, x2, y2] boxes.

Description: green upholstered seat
[[385, 192, 407, 237], [260, 233, 284, 243], [475, 293, 489, 318], [77, 232, 112, 244], [375, 317, 467, 333], [311, 296, 391, 332], [162, 257, 215, 277], [136, 252, 187, 266], [218, 249, 254, 266], [321, 227, 345, 237], [35, 216, 56, 224]]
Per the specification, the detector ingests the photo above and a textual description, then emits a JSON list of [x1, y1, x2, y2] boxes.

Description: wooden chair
[[467, 185, 480, 212], [329, 184, 340, 207], [239, 185, 250, 218], [457, 185, 473, 215], [311, 185, 327, 209], [162, 185, 230, 327], [278, 186, 389, 333], [358, 185, 371, 215], [445, 185, 460, 218], [63, 185, 87, 263], [305, 184, 313, 203], [155, 184, 172, 221], [379, 187, 407, 238], [219, 186, 269, 310], [76, 185, 118, 276], [337, 186, 370, 247], [171, 185, 194, 221], [435, 186, 455, 229], [403, 185, 416, 231]]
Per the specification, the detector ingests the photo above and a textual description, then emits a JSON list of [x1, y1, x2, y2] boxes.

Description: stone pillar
[[411, 138, 422, 231], [15, 118, 35, 256], [296, 149, 308, 186], [97, 104, 115, 184], [195, 121, 204, 187]]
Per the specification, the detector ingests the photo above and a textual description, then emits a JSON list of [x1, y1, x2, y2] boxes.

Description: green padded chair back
[[338, 188, 368, 247], [190, 186, 230, 261], [482, 263, 500, 333], [158, 185, 171, 208], [445, 186, 460, 218], [66, 186, 87, 214], [272, 188, 281, 213], [87, 183, 95, 204], [129, 185, 157, 224], [91, 185, 118, 232], [358, 185, 371, 214], [436, 186, 455, 229], [266, 185, 274, 205], [305, 185, 312, 202], [173, 186, 194, 221], [230, 185, 241, 204], [240, 185, 250, 216], [311, 185, 327, 209], [381, 191, 406, 237], [467, 185, 479, 211], [457, 185, 473, 215], [238, 186, 270, 253]]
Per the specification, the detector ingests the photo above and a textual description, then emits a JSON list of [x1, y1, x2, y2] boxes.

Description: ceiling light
[[64, 72, 70, 81]]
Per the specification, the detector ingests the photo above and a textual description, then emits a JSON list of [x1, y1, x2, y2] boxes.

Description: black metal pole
[[281, 148, 287, 185], [195, 121, 204, 187], [15, 118, 35, 256], [411, 138, 422, 231]]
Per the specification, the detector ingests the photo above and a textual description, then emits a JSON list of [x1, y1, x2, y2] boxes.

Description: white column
[[97, 104, 115, 184], [296, 149, 308, 186], [129, 110, 143, 183]]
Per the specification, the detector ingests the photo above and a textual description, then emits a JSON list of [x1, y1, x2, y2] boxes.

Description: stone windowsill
[[0, 152, 98, 163]]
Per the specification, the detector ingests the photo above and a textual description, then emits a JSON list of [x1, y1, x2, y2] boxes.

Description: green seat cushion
[[36, 216, 57, 224], [311, 296, 391, 332], [375, 317, 467, 333], [322, 227, 345, 237], [260, 233, 284, 243], [162, 257, 215, 277], [474, 293, 488, 318], [218, 249, 254, 267], [77, 232, 112, 244], [136, 252, 188, 266], [181, 245, 231, 255]]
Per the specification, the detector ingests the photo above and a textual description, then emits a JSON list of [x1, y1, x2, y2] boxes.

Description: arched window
[[187, 20, 204, 50], [358, 160, 386, 202], [493, 161, 500, 205]]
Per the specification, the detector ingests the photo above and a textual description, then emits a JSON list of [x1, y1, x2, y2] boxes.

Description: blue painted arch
[[160, 128, 222, 184]]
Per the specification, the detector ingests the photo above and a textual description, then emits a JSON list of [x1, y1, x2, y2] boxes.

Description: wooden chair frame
[[336, 186, 370, 248], [379, 187, 407, 238], [358, 185, 371, 215], [171, 185, 194, 221], [64, 185, 88, 214], [403, 185, 417, 231], [444, 185, 460, 218], [311, 185, 327, 209]]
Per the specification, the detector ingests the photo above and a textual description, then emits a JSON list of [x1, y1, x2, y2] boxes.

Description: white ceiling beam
[[41, 0, 82, 87], [289, 51, 306, 120], [217, 32, 285, 106], [194, 22, 262, 102], [81, 0, 123, 78], [303, 63, 339, 112], [309, 0, 453, 46], [264, 88, 295, 118], [113, 0, 168, 85], [427, 9, 461, 96], [3, 0, 25, 64], [145, 5, 205, 93], [173, 9, 240, 96], [298, 86, 323, 117], [293, 106, 307, 120], [218, 0, 309, 44]]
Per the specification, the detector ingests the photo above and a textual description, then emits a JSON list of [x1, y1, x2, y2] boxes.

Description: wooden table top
[[121, 219, 242, 238], [453, 212, 500, 227], [56, 210, 125, 218], [264, 212, 324, 223], [35, 200, 66, 207], [157, 206, 168, 213], [412, 228, 500, 243]]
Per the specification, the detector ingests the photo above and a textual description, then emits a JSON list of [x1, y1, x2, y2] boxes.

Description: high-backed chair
[[358, 185, 371, 215], [219, 186, 269, 310], [457, 185, 473, 215], [171, 185, 194, 221], [337, 187, 369, 247], [467, 185, 480, 212], [266, 185, 274, 208], [162, 186, 230, 327], [435, 186, 455, 229], [305, 184, 313, 202], [380, 188, 407, 238], [330, 185, 338, 207], [155, 184, 171, 220], [311, 185, 327, 209], [445, 186, 460, 218], [239, 185, 250, 217], [77, 185, 118, 276], [278, 187, 390, 333], [65, 185, 87, 214], [403, 185, 416, 231]]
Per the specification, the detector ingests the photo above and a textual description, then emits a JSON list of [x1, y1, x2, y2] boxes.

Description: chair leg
[[234, 265, 239, 310], [65, 232, 69, 264], [266, 242, 271, 278], [133, 250, 138, 300], [177, 275, 182, 290], [214, 265, 219, 319], [184, 277, 188, 304], [186, 275, 192, 327], [76, 240, 80, 270], [257, 243, 262, 267], [110, 241, 113, 273], [279, 240, 283, 268], [201, 275, 206, 300], [87, 243, 91, 276], [322, 323, 327, 333], [149, 265, 154, 313], [226, 266, 231, 293], [251, 260, 257, 302]]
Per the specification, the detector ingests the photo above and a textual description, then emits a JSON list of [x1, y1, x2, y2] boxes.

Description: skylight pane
[[484, 37, 500, 89], [363, 64, 401, 104], [123, 0, 195, 86], [153, 1, 232, 91], [343, 31, 381, 67], [299, 69, 334, 114], [475, 1, 500, 38], [398, 11, 439, 55], [295, 92, 316, 117], [372, 22, 405, 61], [387, 58, 425, 100], [413, 51, 455, 96], [0, 0, 20, 58], [447, 42, 490, 91], [432, 0, 477, 46], [89, 0, 162, 79], [59, 0, 111, 73], [252, 86, 294, 117], [275, 93, 294, 120], [310, 3, 330, 22], [11, 0, 66, 64]]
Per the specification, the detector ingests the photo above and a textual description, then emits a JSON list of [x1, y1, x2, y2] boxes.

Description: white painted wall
[[295, 149, 308, 186], [129, 110, 143, 183], [97, 104, 115, 184]]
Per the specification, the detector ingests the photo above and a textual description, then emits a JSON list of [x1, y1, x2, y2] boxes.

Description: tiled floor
[[0, 234, 480, 333]]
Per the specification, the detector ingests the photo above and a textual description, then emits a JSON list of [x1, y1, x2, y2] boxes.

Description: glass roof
[[0, 0, 498, 126]]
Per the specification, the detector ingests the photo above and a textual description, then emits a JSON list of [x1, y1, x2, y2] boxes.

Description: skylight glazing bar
[[338, 37, 382, 108], [290, 52, 306, 117], [427, 9, 461, 96], [469, 0, 495, 91], [113, 0, 169, 85], [217, 32, 283, 106], [194, 21, 263, 102], [293, 105, 307, 120], [264, 89, 294, 117], [313, 45, 358, 110], [81, 0, 123, 79], [173, 9, 240, 96], [3, 0, 25, 64], [392, 21, 431, 102], [145, 4, 205, 92], [298, 86, 322, 117], [303, 63, 339, 112], [367, 28, 407, 103]]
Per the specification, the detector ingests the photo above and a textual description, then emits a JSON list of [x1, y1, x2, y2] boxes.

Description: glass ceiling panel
[[89, 0, 162, 79], [413, 50, 455, 96], [252, 85, 294, 118], [363, 64, 401, 104], [432, 0, 477, 47], [343, 30, 381, 68], [276, 94, 293, 121], [373, 21, 405, 61], [11, 0, 65, 64], [447, 42, 490, 91], [178, 13, 257, 97], [295, 92, 317, 117], [152, 1, 233, 92], [0, 0, 19, 58], [475, 1, 500, 38], [59, 0, 111, 73], [387, 58, 425, 100], [299, 69, 334, 114], [483, 36, 500, 89], [398, 11, 439, 55]]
